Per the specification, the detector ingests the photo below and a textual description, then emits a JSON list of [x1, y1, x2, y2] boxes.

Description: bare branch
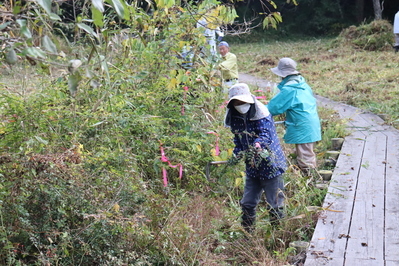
[[223, 18, 262, 36]]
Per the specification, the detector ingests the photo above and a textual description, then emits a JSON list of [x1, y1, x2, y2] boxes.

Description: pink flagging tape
[[159, 142, 183, 187], [162, 167, 168, 187]]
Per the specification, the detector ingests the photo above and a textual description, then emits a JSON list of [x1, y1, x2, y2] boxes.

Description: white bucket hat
[[270, 57, 299, 77], [224, 83, 270, 127], [227, 83, 255, 105]]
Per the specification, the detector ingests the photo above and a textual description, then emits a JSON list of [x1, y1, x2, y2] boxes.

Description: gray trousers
[[240, 175, 285, 228]]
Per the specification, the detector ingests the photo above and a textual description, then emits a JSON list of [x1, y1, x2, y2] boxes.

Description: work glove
[[217, 36, 223, 42]]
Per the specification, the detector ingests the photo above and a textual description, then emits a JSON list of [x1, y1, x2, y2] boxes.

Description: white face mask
[[235, 103, 251, 114]]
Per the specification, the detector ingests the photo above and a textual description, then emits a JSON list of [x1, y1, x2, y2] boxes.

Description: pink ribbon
[[162, 167, 168, 187], [207, 131, 220, 156], [159, 142, 183, 187]]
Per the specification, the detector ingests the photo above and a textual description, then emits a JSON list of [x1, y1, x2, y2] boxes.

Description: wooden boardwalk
[[238, 74, 399, 265], [305, 96, 399, 266]]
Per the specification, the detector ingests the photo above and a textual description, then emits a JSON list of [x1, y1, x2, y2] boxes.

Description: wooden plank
[[305, 257, 344, 266], [356, 113, 389, 132], [346, 112, 376, 131], [385, 260, 399, 266], [305, 131, 366, 263], [357, 112, 386, 126], [315, 95, 362, 122], [345, 258, 385, 265], [345, 132, 387, 261], [384, 130, 399, 261]]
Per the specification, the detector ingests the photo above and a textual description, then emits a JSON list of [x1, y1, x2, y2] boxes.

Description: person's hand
[[217, 36, 223, 42], [254, 143, 270, 159], [227, 156, 239, 166], [254, 142, 262, 152], [228, 153, 243, 166]]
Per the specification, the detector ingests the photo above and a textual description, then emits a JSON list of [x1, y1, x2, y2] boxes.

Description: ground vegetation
[[1, 0, 394, 265]]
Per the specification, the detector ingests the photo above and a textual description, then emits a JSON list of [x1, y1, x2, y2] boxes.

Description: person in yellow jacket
[[217, 41, 238, 93]]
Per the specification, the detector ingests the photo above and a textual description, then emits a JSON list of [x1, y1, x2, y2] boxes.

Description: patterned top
[[230, 108, 287, 179]]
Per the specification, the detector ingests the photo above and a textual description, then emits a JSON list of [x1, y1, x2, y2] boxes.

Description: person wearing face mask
[[267, 58, 321, 175], [225, 83, 287, 232]]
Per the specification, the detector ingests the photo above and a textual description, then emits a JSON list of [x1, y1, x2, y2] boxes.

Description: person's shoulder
[[261, 117, 277, 129], [284, 75, 307, 85], [227, 52, 237, 58]]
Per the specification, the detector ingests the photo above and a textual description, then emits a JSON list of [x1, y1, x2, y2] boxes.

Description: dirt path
[[238, 73, 277, 91]]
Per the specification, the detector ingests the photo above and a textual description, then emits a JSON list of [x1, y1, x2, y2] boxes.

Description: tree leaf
[[109, 0, 125, 19], [77, 23, 98, 38], [16, 19, 32, 39], [0, 22, 11, 31], [272, 12, 283, 23], [99, 55, 110, 82], [13, 5, 21, 14], [91, 6, 104, 27], [167, 78, 178, 89], [92, 0, 105, 12], [165, 0, 175, 8], [269, 0, 277, 9], [36, 0, 52, 14], [49, 13, 62, 21], [23, 47, 46, 58], [5, 49, 18, 65], [42, 35, 57, 54]]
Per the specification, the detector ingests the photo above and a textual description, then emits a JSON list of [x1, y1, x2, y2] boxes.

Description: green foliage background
[[0, 0, 352, 264]]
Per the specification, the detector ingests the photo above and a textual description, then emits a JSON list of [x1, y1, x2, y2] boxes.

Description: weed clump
[[335, 20, 393, 51]]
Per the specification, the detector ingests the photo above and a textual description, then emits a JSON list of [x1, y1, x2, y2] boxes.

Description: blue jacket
[[267, 75, 321, 144], [229, 107, 286, 179]]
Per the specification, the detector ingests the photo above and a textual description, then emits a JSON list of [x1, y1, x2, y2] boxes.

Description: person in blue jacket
[[267, 58, 321, 174], [225, 83, 287, 232]]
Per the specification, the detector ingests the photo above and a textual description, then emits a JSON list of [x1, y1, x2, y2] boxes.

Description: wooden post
[[289, 241, 310, 254], [331, 138, 344, 150], [324, 158, 336, 167], [319, 170, 333, 181], [326, 150, 340, 160]]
